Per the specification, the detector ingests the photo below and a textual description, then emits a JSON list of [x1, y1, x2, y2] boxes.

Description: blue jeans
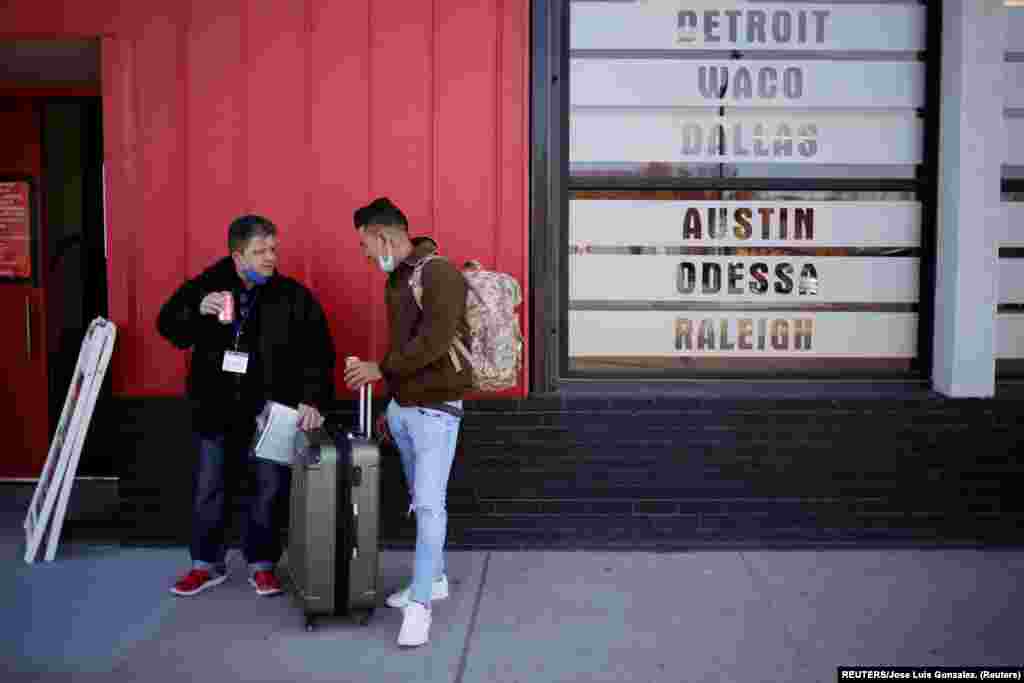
[[190, 431, 290, 575], [386, 399, 461, 606]]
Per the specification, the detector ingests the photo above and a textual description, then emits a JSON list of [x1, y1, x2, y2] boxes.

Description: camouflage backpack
[[409, 255, 523, 391]]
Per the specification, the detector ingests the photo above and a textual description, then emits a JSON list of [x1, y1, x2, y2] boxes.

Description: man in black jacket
[[157, 214, 335, 597]]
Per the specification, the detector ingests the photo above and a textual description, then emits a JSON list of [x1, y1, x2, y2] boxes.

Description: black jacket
[[157, 257, 335, 435]]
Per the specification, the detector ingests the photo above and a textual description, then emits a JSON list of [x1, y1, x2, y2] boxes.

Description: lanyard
[[231, 288, 259, 351]]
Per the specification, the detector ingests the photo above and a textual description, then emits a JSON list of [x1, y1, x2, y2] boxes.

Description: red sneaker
[[249, 570, 283, 597], [170, 569, 227, 596]]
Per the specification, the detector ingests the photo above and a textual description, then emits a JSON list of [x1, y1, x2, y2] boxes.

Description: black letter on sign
[[734, 66, 753, 100], [771, 320, 789, 350], [702, 262, 722, 294], [709, 207, 729, 239], [683, 208, 703, 240], [758, 67, 778, 99], [682, 123, 703, 156], [728, 262, 745, 294], [798, 124, 818, 158], [678, 10, 698, 30], [675, 318, 693, 351], [749, 262, 769, 294], [734, 208, 753, 240], [793, 318, 813, 351], [677, 262, 697, 294], [775, 263, 794, 294], [698, 66, 727, 100], [795, 207, 814, 240]]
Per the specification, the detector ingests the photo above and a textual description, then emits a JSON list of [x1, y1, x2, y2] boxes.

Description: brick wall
[[113, 391, 1024, 550]]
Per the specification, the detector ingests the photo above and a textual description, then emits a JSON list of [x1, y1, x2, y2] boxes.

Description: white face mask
[[377, 236, 395, 273]]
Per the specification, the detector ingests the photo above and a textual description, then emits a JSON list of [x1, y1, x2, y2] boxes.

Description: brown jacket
[[380, 238, 472, 406]]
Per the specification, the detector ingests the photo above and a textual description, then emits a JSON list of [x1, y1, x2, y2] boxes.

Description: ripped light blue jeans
[[385, 399, 461, 607]]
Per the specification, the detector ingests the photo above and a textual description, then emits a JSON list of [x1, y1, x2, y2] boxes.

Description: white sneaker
[[385, 575, 449, 608], [397, 601, 432, 647]]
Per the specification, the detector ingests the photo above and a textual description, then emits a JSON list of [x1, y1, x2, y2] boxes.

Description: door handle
[[25, 297, 31, 361]]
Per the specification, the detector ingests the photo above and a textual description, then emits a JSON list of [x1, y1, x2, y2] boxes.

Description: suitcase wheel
[[357, 608, 374, 627], [305, 616, 316, 632]]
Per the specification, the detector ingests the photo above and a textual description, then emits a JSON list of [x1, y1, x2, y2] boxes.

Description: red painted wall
[[1, 0, 529, 398]]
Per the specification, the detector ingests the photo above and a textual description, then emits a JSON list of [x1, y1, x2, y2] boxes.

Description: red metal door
[[1, 100, 50, 478], [0, 284, 49, 477]]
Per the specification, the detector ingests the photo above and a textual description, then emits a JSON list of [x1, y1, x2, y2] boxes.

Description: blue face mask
[[377, 254, 395, 273], [376, 235, 396, 273], [243, 268, 270, 286]]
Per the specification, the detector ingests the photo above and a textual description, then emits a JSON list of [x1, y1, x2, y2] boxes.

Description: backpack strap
[[408, 254, 446, 308], [408, 254, 465, 373]]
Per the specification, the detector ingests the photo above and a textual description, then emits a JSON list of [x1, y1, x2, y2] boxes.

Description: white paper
[[252, 401, 300, 465]]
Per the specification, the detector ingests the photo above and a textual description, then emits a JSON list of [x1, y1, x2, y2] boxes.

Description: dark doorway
[[42, 97, 111, 475], [0, 39, 110, 478]]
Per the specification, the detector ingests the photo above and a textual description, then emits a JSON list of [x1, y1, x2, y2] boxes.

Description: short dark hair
[[357, 197, 408, 231], [228, 214, 277, 253], [353, 205, 371, 230]]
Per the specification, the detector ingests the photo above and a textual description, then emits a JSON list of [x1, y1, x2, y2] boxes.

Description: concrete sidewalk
[[4, 528, 1023, 682]]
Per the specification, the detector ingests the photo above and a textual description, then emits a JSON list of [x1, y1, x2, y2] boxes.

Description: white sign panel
[[1005, 62, 1024, 109], [571, 109, 923, 164], [570, 310, 917, 357], [571, 1, 926, 52], [1000, 260, 1024, 304], [571, 200, 921, 248], [1008, 9, 1024, 53], [1003, 204, 1024, 248], [572, 59, 925, 109], [1006, 118, 1024, 166], [997, 314, 1024, 358], [571, 255, 918, 303]]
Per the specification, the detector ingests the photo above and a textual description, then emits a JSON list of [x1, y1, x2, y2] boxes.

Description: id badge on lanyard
[[222, 350, 249, 374], [222, 291, 256, 374]]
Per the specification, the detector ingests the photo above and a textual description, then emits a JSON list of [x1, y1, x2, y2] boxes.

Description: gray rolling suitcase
[[288, 385, 381, 631]]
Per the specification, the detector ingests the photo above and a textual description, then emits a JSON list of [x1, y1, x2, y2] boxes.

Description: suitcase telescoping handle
[[357, 383, 372, 438]]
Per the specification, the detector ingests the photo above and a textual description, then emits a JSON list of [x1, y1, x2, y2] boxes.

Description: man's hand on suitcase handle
[[297, 403, 324, 431], [344, 361, 382, 390]]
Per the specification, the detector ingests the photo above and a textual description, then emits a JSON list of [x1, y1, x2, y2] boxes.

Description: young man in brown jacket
[[345, 197, 471, 647]]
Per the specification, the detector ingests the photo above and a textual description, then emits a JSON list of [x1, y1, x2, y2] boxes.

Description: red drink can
[[218, 293, 234, 323]]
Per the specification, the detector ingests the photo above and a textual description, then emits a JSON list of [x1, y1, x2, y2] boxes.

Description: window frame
[[529, 0, 942, 393]]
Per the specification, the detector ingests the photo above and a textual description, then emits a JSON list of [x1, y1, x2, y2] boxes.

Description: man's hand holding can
[[199, 291, 233, 324]]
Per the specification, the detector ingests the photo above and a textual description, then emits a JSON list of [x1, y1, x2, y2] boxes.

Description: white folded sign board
[[24, 318, 117, 563]]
